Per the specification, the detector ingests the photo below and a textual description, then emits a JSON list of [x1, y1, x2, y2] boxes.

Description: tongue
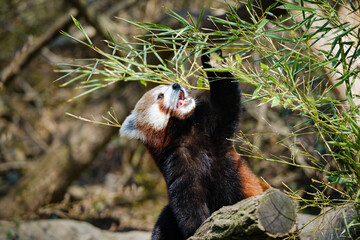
[[177, 99, 189, 108]]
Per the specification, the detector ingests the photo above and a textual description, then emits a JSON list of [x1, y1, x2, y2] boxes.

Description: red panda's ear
[[120, 113, 146, 142]]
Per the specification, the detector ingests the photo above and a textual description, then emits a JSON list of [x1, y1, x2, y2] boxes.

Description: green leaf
[[197, 79, 203, 88], [60, 30, 91, 47], [253, 85, 262, 97], [271, 94, 281, 107], [327, 141, 349, 147], [235, 55, 242, 64], [60, 73, 88, 87], [260, 62, 269, 72], [68, 86, 102, 102], [277, 1, 317, 12], [265, 33, 293, 42], [86, 60, 99, 82], [196, 7, 205, 29], [140, 80, 147, 86], [138, 22, 172, 30], [71, 16, 93, 47], [55, 66, 82, 82], [247, 0, 253, 12], [256, 19, 269, 33], [327, 175, 355, 185], [167, 8, 190, 26]]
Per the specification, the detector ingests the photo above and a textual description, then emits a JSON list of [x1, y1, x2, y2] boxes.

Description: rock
[[0, 219, 151, 240]]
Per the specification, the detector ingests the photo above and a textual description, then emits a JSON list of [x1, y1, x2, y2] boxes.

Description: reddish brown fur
[[229, 149, 269, 198], [137, 123, 170, 151]]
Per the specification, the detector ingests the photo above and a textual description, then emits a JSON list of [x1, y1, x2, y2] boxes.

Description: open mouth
[[176, 90, 190, 108]]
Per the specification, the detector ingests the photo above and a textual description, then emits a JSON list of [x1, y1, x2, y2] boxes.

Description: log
[[189, 188, 297, 240]]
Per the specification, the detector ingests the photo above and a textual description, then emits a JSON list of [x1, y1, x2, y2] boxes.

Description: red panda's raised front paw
[[201, 48, 224, 69]]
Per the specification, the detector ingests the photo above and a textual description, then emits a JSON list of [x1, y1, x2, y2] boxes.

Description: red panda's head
[[120, 83, 195, 144]]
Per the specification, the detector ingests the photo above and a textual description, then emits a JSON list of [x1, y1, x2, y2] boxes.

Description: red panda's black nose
[[172, 83, 180, 90]]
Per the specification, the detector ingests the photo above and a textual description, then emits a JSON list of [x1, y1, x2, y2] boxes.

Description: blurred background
[[0, 0, 327, 237]]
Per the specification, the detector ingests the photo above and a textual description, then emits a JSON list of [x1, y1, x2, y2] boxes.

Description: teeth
[[179, 90, 184, 100]]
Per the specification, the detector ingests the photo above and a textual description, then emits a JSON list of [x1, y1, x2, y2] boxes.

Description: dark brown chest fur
[[149, 102, 244, 214]]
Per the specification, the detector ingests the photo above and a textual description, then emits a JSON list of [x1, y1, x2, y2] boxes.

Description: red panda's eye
[[157, 93, 164, 100]]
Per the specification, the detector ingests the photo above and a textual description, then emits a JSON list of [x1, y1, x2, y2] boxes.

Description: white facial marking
[[119, 112, 146, 142], [146, 104, 170, 130], [152, 85, 173, 109]]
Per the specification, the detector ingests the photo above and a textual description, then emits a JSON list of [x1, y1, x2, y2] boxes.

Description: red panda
[[120, 49, 268, 240]]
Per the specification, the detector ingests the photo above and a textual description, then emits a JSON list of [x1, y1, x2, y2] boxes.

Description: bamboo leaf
[[68, 86, 102, 102], [86, 60, 99, 82], [277, 1, 317, 12], [256, 19, 269, 33], [71, 16, 93, 47], [196, 7, 205, 29], [327, 176, 355, 185], [167, 8, 190, 26], [60, 30, 91, 47]]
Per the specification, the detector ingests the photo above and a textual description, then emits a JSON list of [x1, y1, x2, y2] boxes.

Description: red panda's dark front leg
[[152, 205, 184, 240], [168, 180, 210, 239], [201, 49, 242, 141]]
